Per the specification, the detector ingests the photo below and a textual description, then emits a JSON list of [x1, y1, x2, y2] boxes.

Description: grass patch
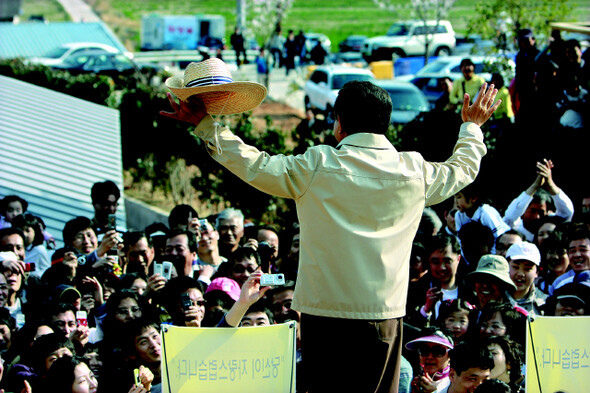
[[20, 0, 590, 51]]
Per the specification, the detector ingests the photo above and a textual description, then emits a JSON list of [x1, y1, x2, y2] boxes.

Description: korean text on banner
[[526, 316, 590, 393], [161, 321, 296, 393]]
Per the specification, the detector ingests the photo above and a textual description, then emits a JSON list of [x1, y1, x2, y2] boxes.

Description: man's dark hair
[[62, 217, 94, 247], [334, 81, 392, 135], [11, 213, 44, 246], [168, 204, 198, 230], [123, 231, 153, 252], [567, 224, 590, 246], [90, 180, 120, 204], [460, 58, 474, 67], [0, 195, 28, 214], [498, 229, 525, 242], [50, 302, 77, 319], [242, 300, 275, 325], [31, 332, 75, 371], [166, 229, 198, 253], [473, 379, 511, 393], [0, 227, 25, 246], [427, 233, 461, 257], [229, 246, 261, 268], [122, 316, 160, 354], [449, 341, 494, 376]]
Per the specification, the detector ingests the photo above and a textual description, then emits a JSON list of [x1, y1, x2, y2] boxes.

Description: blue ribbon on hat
[[185, 75, 233, 88]]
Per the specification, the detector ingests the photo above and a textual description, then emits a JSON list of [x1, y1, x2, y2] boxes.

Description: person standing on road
[[161, 58, 500, 393], [230, 27, 248, 68]]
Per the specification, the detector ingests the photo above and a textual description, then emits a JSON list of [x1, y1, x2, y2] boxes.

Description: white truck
[[362, 20, 456, 62], [141, 14, 225, 51]]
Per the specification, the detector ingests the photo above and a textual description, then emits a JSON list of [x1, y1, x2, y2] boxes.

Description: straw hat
[[165, 58, 267, 115]]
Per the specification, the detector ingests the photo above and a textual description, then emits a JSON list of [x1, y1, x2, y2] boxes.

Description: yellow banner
[[526, 316, 590, 393], [161, 322, 296, 393]]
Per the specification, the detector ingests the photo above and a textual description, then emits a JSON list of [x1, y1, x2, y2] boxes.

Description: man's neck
[[198, 250, 223, 266], [442, 277, 457, 291], [7, 292, 17, 307]]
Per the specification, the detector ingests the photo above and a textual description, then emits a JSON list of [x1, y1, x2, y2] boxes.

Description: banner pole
[[527, 316, 543, 393]]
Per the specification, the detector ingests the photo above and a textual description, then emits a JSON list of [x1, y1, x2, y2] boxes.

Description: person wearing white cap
[[161, 58, 501, 392], [505, 241, 547, 316]]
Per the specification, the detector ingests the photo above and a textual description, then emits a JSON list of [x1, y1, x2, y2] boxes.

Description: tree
[[372, 0, 456, 65], [466, 0, 573, 48], [247, 0, 294, 50]]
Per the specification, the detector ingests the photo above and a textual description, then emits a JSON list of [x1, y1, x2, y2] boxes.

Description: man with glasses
[[228, 247, 260, 288]]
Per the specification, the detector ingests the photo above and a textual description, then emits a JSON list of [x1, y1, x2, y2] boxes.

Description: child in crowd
[[454, 181, 510, 257], [436, 298, 478, 342], [505, 242, 548, 315]]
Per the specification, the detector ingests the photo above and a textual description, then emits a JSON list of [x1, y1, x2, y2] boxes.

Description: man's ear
[[449, 368, 456, 381]]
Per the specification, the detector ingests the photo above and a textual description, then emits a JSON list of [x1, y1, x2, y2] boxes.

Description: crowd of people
[[0, 27, 588, 393], [1, 162, 588, 393]]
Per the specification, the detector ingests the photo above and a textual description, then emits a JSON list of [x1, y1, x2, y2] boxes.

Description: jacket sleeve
[[194, 115, 318, 200]]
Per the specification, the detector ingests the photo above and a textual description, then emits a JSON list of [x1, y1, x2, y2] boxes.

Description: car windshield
[[387, 24, 410, 37], [332, 74, 373, 90], [43, 46, 69, 59], [417, 60, 452, 74], [387, 90, 428, 111]]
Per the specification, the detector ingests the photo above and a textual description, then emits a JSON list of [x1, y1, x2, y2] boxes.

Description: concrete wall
[[124, 196, 169, 231]]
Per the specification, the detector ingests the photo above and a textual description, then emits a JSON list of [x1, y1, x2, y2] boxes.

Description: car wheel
[[391, 49, 405, 59], [435, 47, 451, 56]]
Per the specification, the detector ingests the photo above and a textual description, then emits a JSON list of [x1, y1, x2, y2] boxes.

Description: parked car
[[339, 35, 368, 52], [304, 65, 375, 120], [29, 42, 121, 66], [51, 50, 162, 81], [362, 20, 456, 62], [408, 55, 515, 107], [305, 32, 332, 54], [376, 80, 430, 124]]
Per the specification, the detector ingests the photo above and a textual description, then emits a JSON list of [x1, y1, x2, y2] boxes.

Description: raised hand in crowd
[[461, 83, 501, 126], [81, 276, 104, 307], [224, 270, 271, 327], [96, 229, 122, 258]]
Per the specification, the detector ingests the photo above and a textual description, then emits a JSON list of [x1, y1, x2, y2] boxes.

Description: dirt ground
[[251, 99, 306, 133]]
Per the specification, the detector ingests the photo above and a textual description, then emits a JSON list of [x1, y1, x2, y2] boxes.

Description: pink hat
[[205, 277, 241, 301], [405, 330, 454, 351]]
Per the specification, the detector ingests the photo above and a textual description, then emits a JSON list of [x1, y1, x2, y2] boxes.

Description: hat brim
[[467, 270, 517, 290], [405, 335, 454, 351], [166, 76, 267, 115]]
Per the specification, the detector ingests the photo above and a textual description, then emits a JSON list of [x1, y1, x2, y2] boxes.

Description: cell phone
[[133, 368, 141, 386], [76, 310, 88, 327], [24, 262, 36, 272], [260, 273, 285, 286], [16, 314, 25, 330], [180, 293, 193, 311], [108, 214, 117, 231], [153, 262, 163, 276], [162, 261, 173, 280]]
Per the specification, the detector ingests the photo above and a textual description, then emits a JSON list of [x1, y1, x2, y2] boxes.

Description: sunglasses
[[233, 265, 257, 274], [417, 345, 448, 357]]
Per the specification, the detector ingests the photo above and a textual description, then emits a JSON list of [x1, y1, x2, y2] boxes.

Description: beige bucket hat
[[165, 58, 267, 115], [466, 254, 517, 290]]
